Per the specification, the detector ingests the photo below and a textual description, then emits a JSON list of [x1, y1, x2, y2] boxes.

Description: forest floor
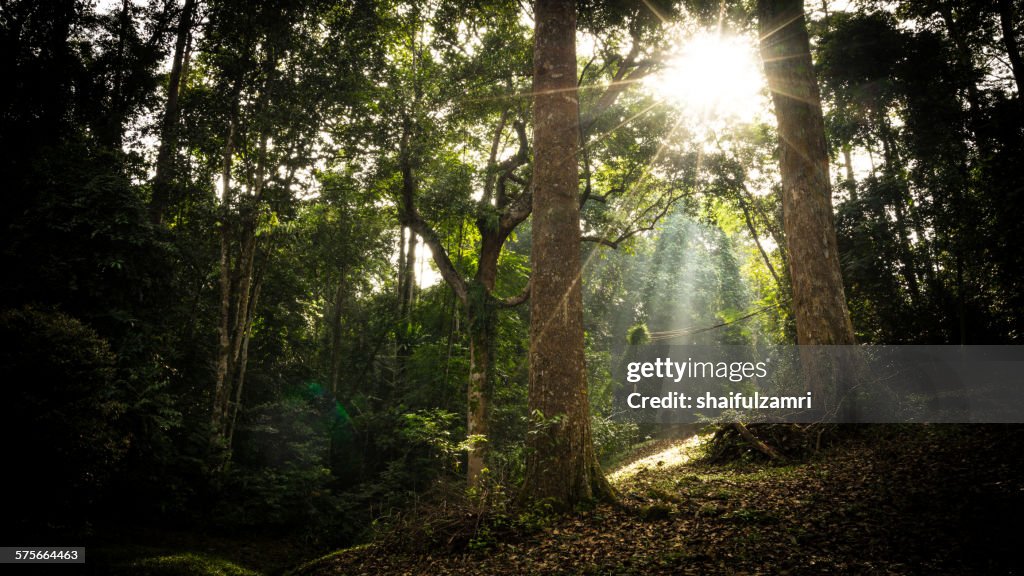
[[96, 425, 1023, 575], [292, 425, 1023, 576]]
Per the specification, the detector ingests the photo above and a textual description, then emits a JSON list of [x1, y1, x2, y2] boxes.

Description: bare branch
[[581, 186, 686, 249], [497, 279, 531, 308], [580, 235, 622, 248], [738, 185, 784, 292], [400, 134, 469, 304], [482, 108, 510, 205], [581, 45, 654, 132], [500, 178, 532, 235], [405, 214, 469, 304]]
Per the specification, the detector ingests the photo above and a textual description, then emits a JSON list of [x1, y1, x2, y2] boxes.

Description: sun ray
[[757, 10, 805, 44]]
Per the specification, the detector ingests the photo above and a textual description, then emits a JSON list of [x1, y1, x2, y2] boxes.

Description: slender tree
[[998, 0, 1024, 96], [150, 0, 197, 224]]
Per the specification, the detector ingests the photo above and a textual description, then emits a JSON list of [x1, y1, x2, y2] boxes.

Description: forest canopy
[[0, 0, 1021, 572]]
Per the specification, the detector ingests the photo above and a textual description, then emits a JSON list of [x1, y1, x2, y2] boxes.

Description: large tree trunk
[[759, 0, 856, 418], [522, 0, 613, 509], [150, 0, 196, 224], [758, 0, 855, 347]]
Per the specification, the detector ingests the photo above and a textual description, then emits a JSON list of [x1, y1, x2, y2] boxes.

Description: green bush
[[0, 307, 128, 538]]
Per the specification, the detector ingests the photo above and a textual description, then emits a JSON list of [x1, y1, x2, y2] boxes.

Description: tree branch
[[400, 132, 469, 304], [581, 186, 684, 249], [497, 278, 531, 308], [581, 45, 654, 132], [482, 108, 510, 205], [733, 422, 786, 461]]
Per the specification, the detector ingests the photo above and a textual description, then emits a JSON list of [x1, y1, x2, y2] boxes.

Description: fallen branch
[[733, 422, 786, 461]]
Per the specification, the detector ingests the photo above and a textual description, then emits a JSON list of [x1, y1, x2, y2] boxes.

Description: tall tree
[[999, 0, 1024, 95], [387, 1, 669, 486], [150, 0, 197, 224], [203, 0, 379, 468], [757, 0, 855, 347], [521, 0, 613, 508]]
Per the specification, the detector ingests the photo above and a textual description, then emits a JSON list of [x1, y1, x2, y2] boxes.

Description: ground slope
[[295, 425, 1023, 576]]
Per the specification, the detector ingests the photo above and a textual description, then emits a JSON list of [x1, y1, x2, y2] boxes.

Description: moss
[[286, 545, 370, 576], [117, 552, 260, 576], [625, 323, 650, 345], [639, 502, 673, 521]]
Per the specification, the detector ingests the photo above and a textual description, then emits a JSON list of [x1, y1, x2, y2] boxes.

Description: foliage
[[0, 307, 126, 538], [2, 0, 1022, 570]]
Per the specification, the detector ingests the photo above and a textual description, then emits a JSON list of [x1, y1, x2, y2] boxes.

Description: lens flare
[[647, 30, 765, 124]]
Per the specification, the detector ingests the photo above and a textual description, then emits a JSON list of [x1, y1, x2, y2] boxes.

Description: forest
[[1, 0, 1022, 574]]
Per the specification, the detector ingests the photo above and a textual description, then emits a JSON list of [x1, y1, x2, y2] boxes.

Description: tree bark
[[758, 0, 855, 347], [329, 274, 347, 396], [999, 0, 1024, 96], [466, 290, 495, 484], [842, 145, 857, 201], [522, 0, 613, 509], [151, 0, 197, 224], [759, 0, 856, 416], [211, 118, 236, 458]]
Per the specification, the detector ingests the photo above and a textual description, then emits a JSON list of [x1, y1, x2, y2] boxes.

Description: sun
[[647, 30, 766, 124]]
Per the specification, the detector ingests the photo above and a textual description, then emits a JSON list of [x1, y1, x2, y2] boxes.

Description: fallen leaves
[[296, 425, 1024, 576]]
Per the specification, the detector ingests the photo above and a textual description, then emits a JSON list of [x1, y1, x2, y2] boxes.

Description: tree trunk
[[842, 145, 857, 201], [758, 0, 855, 347], [759, 0, 856, 416], [466, 289, 495, 484], [150, 0, 197, 224], [329, 274, 347, 396], [465, 225, 503, 485], [878, 116, 921, 305], [226, 272, 262, 451], [999, 0, 1024, 96], [522, 0, 613, 509], [397, 226, 407, 308], [396, 227, 416, 382], [405, 231, 417, 309], [211, 118, 236, 458]]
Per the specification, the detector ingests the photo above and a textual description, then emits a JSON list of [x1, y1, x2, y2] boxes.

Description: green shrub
[[0, 307, 128, 538]]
